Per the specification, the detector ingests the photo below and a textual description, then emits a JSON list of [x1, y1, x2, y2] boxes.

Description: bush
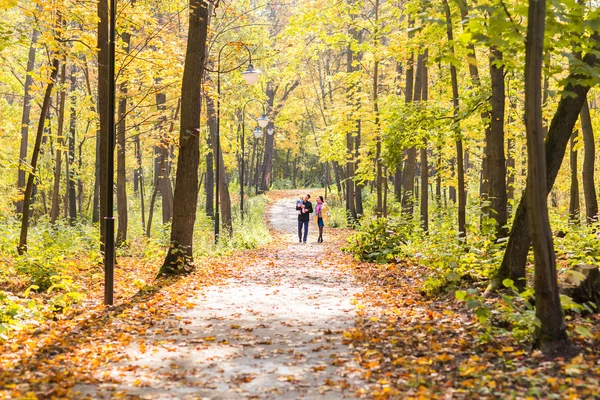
[[344, 217, 412, 263]]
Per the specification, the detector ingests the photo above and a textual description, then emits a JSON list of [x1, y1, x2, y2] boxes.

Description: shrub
[[344, 217, 411, 263]]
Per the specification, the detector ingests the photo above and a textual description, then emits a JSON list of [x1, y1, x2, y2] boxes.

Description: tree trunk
[[135, 135, 146, 232], [524, 0, 569, 354], [443, 0, 466, 238], [580, 98, 598, 223], [81, 57, 99, 222], [333, 161, 342, 195], [205, 133, 214, 217], [146, 184, 158, 237], [260, 127, 275, 192], [133, 133, 141, 193], [569, 130, 580, 223], [394, 167, 402, 202], [19, 49, 61, 254], [373, 0, 383, 218], [458, 0, 496, 225], [207, 94, 232, 234], [98, 0, 109, 249], [116, 26, 131, 246], [345, 41, 357, 223], [16, 27, 39, 214], [159, 0, 209, 276], [154, 93, 175, 223], [491, 19, 600, 295], [355, 121, 364, 216], [401, 16, 416, 216], [436, 144, 442, 201], [67, 64, 77, 224], [394, 61, 403, 202], [374, 63, 382, 217], [50, 63, 67, 224], [489, 47, 508, 237], [421, 53, 429, 231], [507, 136, 516, 207]]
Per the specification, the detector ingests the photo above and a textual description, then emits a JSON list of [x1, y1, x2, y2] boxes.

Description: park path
[[75, 197, 364, 399]]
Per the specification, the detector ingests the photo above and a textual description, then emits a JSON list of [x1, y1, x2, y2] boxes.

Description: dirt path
[[75, 197, 364, 399]]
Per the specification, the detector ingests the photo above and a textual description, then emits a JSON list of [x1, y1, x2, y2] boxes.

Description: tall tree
[[116, 12, 132, 246], [16, 27, 39, 214], [580, 98, 597, 223], [401, 16, 415, 216], [18, 13, 63, 254], [524, 0, 569, 353], [443, 0, 466, 238], [488, 47, 508, 238], [569, 130, 580, 222], [345, 41, 357, 222], [420, 50, 429, 231], [158, 0, 210, 276], [50, 63, 67, 224], [490, 48, 599, 292], [373, 0, 383, 218], [98, 0, 109, 250], [67, 64, 77, 223], [207, 93, 232, 235]]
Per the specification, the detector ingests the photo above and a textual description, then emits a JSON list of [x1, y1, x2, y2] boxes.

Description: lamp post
[[253, 126, 263, 195], [104, 0, 117, 306], [240, 99, 268, 220], [215, 42, 260, 243]]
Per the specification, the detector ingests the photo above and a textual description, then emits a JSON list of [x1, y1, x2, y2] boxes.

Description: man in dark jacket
[[296, 194, 313, 243]]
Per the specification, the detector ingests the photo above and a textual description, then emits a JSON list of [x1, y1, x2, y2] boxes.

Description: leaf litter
[[2, 191, 599, 399]]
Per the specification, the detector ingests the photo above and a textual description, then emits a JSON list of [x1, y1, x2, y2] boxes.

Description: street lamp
[[242, 64, 261, 85], [257, 113, 269, 128], [215, 42, 260, 243], [240, 99, 268, 220], [267, 127, 274, 135], [253, 126, 263, 195]]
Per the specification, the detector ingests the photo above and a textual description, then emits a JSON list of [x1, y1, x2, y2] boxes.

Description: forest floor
[[1, 191, 599, 399]]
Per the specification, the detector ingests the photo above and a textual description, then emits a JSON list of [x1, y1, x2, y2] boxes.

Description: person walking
[[314, 196, 329, 243], [296, 193, 313, 243]]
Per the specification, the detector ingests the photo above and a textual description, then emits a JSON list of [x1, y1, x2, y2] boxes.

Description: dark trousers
[[298, 220, 309, 242]]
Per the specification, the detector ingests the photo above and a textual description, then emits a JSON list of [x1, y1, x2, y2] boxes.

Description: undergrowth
[[0, 194, 271, 338], [342, 199, 600, 345]]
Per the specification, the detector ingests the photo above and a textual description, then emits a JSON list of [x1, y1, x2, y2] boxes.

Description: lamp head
[[267, 127, 274, 135], [253, 126, 263, 138], [242, 64, 261, 85], [257, 113, 269, 128]]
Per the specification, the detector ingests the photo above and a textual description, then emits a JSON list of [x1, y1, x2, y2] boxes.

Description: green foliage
[[0, 290, 41, 339], [382, 100, 449, 168], [271, 179, 295, 189], [10, 221, 99, 290], [553, 221, 600, 266], [344, 217, 411, 263], [193, 195, 272, 258], [456, 278, 596, 345], [344, 202, 506, 295], [455, 279, 538, 344], [46, 274, 84, 313], [326, 205, 348, 228], [0, 291, 20, 324]]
